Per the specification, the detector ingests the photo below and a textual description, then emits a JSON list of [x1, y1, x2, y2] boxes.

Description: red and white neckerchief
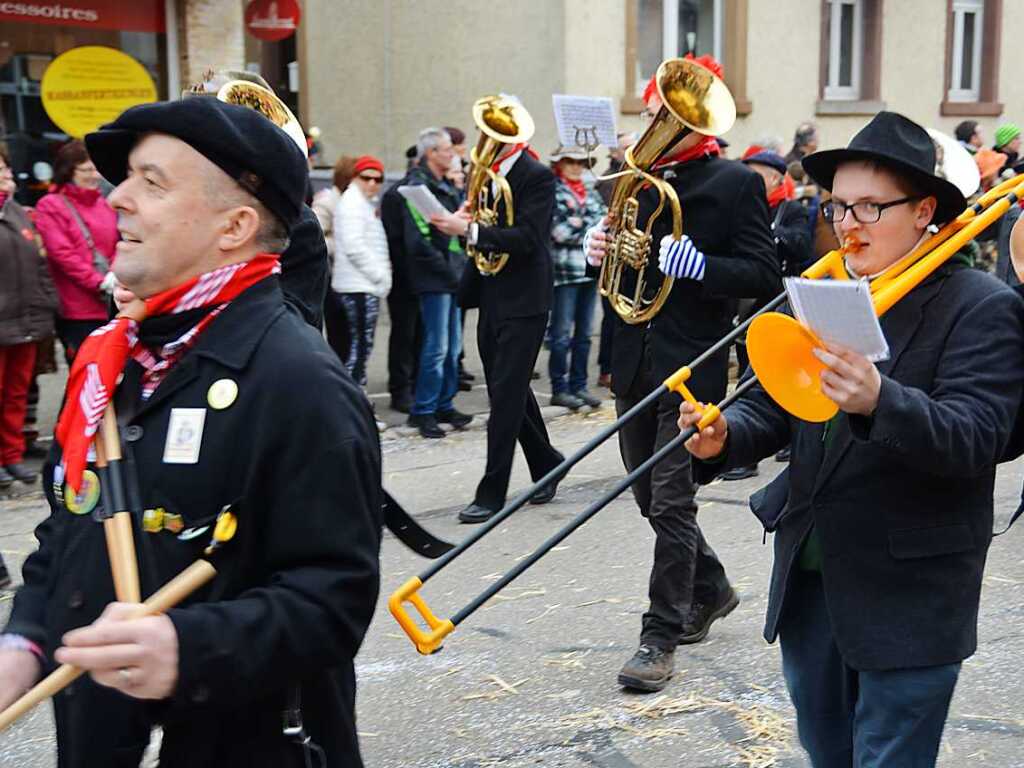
[[490, 143, 540, 175], [55, 253, 281, 493], [653, 134, 721, 169]]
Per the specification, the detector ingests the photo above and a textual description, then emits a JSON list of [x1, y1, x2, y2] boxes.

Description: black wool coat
[[5, 277, 382, 768], [695, 265, 1024, 670], [397, 162, 465, 295], [459, 152, 555, 319], [279, 204, 329, 328], [610, 155, 780, 404]]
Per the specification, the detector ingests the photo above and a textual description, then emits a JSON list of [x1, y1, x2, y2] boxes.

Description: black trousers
[[473, 310, 563, 510], [387, 292, 422, 401], [324, 290, 351, 370], [615, 342, 730, 649], [597, 296, 615, 375]]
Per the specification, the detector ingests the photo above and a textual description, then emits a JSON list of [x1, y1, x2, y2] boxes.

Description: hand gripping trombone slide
[[389, 173, 1024, 655], [0, 510, 238, 732]]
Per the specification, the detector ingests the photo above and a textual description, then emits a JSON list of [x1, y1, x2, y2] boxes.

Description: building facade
[[2, 1, 1020, 181], [302, 0, 1022, 172]]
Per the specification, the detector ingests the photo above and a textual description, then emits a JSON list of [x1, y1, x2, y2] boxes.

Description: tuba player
[[585, 55, 779, 692]]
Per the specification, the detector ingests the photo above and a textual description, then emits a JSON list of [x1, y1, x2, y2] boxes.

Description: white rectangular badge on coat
[[163, 408, 206, 464]]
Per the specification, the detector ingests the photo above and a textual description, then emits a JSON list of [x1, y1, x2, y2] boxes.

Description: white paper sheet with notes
[[397, 185, 449, 220], [783, 277, 890, 362]]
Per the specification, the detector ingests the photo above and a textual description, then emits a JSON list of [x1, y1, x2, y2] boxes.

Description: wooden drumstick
[[0, 509, 236, 733], [0, 559, 217, 732]]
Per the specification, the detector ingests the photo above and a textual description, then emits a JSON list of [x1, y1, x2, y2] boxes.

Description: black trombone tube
[[418, 292, 785, 585], [451, 375, 759, 626]]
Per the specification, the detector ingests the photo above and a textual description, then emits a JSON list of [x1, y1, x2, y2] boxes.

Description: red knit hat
[[741, 144, 765, 161], [353, 155, 384, 175], [643, 53, 725, 106]]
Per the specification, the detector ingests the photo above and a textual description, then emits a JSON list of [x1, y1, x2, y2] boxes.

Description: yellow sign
[[41, 46, 157, 138]]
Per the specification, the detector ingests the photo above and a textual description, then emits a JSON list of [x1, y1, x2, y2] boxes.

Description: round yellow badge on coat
[[65, 470, 101, 516], [207, 379, 239, 410]]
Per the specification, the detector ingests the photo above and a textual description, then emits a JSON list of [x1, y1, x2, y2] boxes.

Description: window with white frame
[[824, 0, 863, 101], [636, 0, 723, 96], [948, 0, 984, 102]]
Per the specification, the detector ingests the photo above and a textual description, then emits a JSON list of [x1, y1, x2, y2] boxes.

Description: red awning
[[0, 1, 166, 33]]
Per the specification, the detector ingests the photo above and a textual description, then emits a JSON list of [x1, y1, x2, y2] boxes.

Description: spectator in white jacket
[[330, 155, 392, 387], [312, 154, 356, 263]]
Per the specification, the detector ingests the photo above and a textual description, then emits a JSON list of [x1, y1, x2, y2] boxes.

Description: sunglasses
[[358, 174, 384, 184]]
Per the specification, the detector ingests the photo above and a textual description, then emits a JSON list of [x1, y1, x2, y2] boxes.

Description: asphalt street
[[1, 306, 1023, 767]]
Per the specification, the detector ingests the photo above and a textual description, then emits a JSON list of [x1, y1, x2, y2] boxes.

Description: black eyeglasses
[[822, 196, 921, 224], [358, 175, 383, 184]]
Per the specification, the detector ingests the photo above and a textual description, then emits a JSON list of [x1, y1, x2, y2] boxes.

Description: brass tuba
[[466, 94, 535, 275], [187, 69, 308, 157], [601, 58, 736, 324]]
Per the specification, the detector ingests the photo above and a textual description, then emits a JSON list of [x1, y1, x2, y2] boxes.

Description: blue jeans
[[548, 281, 597, 394], [412, 292, 461, 416], [779, 572, 960, 768]]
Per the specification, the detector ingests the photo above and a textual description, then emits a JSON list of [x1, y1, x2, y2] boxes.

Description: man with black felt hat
[[0, 97, 382, 767], [680, 110, 1024, 766]]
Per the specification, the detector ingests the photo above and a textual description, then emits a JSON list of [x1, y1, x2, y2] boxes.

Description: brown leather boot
[[617, 644, 674, 692]]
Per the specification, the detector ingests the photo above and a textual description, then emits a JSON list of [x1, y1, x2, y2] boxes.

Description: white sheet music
[[552, 94, 618, 149], [397, 185, 449, 220], [783, 277, 890, 362]]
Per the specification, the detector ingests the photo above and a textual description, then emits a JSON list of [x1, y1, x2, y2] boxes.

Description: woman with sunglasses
[[330, 155, 391, 393]]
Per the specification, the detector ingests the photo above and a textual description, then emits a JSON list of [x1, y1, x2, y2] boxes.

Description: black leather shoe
[[407, 414, 445, 439], [720, 463, 759, 481], [437, 408, 472, 429], [529, 479, 558, 505], [574, 390, 602, 408], [679, 587, 740, 644], [458, 502, 498, 524], [618, 644, 674, 692], [550, 392, 583, 410], [0, 566, 10, 590], [775, 447, 791, 462], [0, 466, 12, 489], [457, 379, 473, 392], [390, 396, 413, 414], [23, 442, 49, 459], [4, 463, 35, 484], [459, 368, 476, 382]]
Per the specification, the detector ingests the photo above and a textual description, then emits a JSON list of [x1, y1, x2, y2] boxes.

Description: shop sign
[[245, 0, 301, 42], [0, 1, 165, 32], [41, 46, 157, 138]]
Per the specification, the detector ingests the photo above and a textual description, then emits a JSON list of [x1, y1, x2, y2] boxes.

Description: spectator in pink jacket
[[34, 140, 118, 360]]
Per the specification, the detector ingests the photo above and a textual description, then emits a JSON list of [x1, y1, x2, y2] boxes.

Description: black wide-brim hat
[[85, 98, 307, 232], [802, 111, 966, 225]]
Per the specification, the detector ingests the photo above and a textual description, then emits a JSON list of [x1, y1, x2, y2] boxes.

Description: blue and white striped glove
[[658, 234, 706, 281]]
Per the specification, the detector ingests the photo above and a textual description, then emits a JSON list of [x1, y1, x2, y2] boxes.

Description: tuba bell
[[187, 69, 308, 157], [466, 94, 535, 275], [601, 58, 736, 324]]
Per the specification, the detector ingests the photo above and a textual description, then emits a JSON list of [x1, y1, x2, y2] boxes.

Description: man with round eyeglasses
[[680, 110, 1024, 766]]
